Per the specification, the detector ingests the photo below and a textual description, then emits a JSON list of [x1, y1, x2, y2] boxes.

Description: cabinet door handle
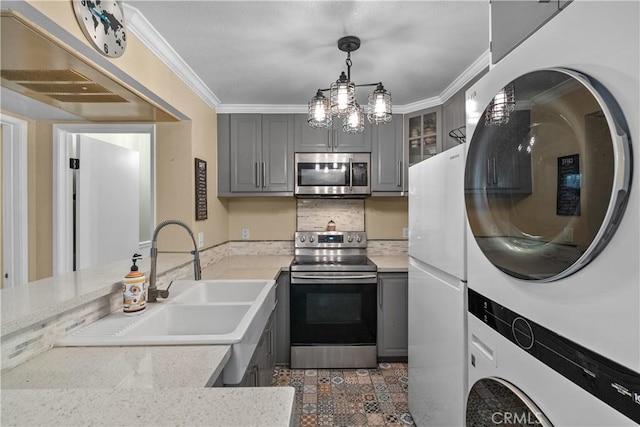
[[252, 365, 259, 387], [262, 162, 266, 188], [492, 158, 497, 185], [486, 159, 491, 185], [328, 131, 332, 150], [255, 162, 260, 188], [269, 327, 274, 356], [378, 281, 383, 308], [397, 161, 402, 187]]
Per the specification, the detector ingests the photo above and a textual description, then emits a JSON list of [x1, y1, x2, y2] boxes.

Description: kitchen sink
[[57, 279, 276, 384], [172, 280, 267, 304], [123, 304, 252, 337]]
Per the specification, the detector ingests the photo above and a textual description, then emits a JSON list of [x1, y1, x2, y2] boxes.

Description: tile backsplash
[[296, 199, 364, 231]]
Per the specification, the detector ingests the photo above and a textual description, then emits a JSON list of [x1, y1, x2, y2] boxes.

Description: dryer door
[[465, 68, 632, 281], [466, 377, 552, 427]]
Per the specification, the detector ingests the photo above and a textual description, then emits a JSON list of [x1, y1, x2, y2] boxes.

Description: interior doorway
[[53, 124, 155, 276], [1, 114, 28, 288]]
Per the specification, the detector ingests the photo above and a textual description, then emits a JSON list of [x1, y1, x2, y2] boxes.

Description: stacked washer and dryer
[[464, 1, 639, 426]]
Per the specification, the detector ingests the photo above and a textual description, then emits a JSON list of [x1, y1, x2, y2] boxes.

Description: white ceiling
[[128, 0, 490, 111]]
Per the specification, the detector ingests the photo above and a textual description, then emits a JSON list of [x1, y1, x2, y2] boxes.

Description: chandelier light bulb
[[330, 73, 355, 118], [344, 103, 365, 134], [367, 84, 392, 125], [338, 86, 349, 110], [307, 90, 332, 128]]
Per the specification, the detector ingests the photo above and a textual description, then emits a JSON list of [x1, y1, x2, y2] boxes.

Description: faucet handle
[[157, 289, 170, 299]]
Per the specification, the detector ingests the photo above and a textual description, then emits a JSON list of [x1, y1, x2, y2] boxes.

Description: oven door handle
[[291, 273, 378, 280], [290, 273, 378, 284]]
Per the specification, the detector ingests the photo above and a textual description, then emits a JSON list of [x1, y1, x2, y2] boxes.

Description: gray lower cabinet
[[218, 114, 294, 196], [232, 310, 276, 387], [377, 273, 408, 360], [371, 114, 405, 194], [294, 114, 372, 153], [275, 271, 290, 365]]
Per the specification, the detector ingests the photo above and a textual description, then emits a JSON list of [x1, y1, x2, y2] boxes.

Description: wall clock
[[72, 0, 127, 58]]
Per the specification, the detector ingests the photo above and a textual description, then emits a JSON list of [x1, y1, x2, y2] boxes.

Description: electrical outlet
[[241, 228, 250, 240], [198, 232, 204, 248], [402, 227, 409, 238], [562, 227, 574, 243]]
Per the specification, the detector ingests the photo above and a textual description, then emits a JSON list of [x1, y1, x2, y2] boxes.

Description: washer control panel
[[468, 288, 640, 424]]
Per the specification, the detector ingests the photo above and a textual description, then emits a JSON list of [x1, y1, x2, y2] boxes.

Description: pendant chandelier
[[307, 36, 392, 134], [485, 82, 515, 126]]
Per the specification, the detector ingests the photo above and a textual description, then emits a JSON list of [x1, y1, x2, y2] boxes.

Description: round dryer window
[[466, 378, 552, 427], [465, 68, 632, 281]]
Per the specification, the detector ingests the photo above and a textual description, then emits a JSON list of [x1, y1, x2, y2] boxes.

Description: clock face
[[72, 0, 127, 58]]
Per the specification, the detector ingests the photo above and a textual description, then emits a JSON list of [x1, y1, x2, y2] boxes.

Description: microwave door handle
[[349, 157, 353, 192]]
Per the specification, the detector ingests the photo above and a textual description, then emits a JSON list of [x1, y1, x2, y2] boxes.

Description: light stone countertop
[[369, 255, 409, 272], [1, 346, 232, 389], [1, 387, 295, 427], [201, 255, 293, 280], [1, 331, 295, 426]]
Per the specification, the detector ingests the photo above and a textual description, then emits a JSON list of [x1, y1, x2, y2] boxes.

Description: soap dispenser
[[123, 253, 146, 315]]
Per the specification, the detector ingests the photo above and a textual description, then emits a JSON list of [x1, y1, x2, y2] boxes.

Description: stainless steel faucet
[[148, 219, 201, 302]]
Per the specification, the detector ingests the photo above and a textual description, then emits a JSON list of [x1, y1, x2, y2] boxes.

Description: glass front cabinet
[[405, 106, 442, 166]]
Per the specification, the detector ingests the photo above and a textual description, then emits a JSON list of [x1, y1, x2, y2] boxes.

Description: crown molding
[[123, 3, 221, 109], [439, 50, 491, 103], [393, 96, 443, 115], [216, 104, 308, 114]]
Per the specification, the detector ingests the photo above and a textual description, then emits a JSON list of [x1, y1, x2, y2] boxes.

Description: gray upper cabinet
[[465, 109, 532, 194], [261, 115, 294, 192], [371, 114, 405, 194], [293, 114, 331, 152], [491, 0, 561, 64], [230, 114, 262, 192], [294, 114, 372, 153], [442, 90, 466, 152], [405, 106, 442, 167], [218, 114, 294, 196]]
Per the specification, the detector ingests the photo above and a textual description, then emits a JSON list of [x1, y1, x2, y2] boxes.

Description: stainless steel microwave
[[294, 153, 371, 197]]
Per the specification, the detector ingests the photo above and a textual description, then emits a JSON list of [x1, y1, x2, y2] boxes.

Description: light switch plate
[[198, 232, 204, 248]]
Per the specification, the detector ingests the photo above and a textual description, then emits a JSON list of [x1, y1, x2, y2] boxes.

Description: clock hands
[[89, 7, 111, 25]]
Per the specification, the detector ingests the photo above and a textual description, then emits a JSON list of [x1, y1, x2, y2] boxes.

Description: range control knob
[[356, 235, 362, 243], [347, 235, 353, 243], [309, 236, 315, 243], [299, 235, 306, 243]]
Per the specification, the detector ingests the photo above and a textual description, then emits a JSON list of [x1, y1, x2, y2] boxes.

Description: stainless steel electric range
[[290, 231, 378, 369]]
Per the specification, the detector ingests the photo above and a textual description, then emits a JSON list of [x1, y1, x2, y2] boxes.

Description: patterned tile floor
[[272, 362, 415, 427]]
